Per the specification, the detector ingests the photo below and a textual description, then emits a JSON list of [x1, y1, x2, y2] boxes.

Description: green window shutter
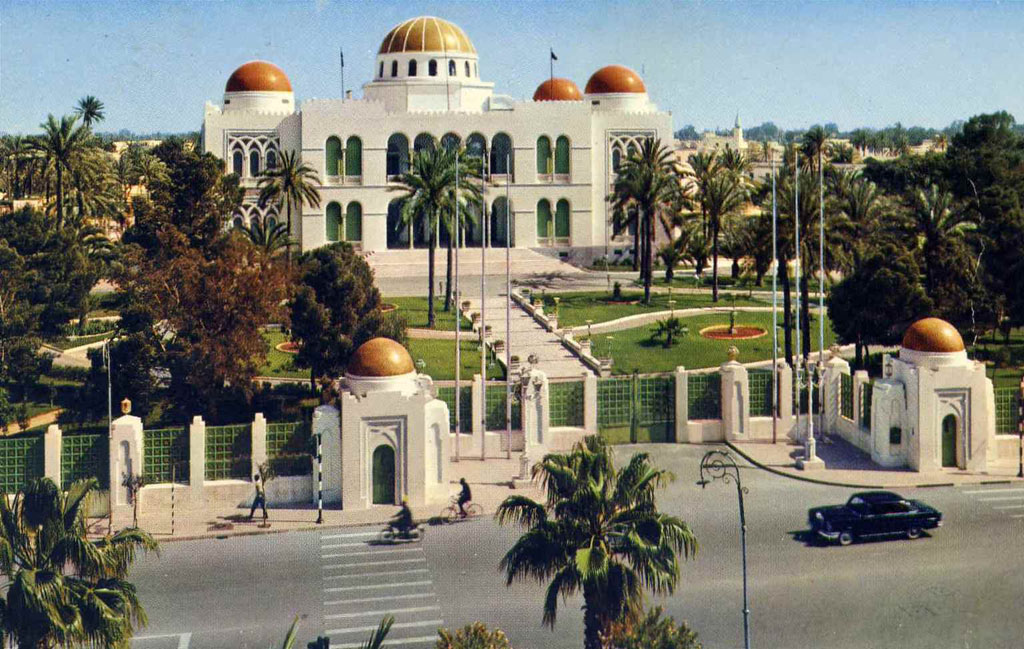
[[326, 202, 341, 242], [325, 137, 342, 176], [555, 199, 570, 238], [536, 136, 552, 174], [345, 137, 362, 176], [555, 136, 570, 174], [345, 202, 362, 242], [536, 200, 551, 239]]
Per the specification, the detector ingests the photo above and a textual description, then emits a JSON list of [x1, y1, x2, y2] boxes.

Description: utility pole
[[455, 149, 462, 462]]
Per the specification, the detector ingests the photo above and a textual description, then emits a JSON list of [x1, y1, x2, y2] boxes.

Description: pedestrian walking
[[249, 473, 268, 522]]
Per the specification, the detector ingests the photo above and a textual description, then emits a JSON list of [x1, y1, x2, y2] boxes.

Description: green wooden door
[[941, 415, 957, 468], [372, 445, 396, 504]]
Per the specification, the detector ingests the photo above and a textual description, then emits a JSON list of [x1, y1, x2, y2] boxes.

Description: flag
[[550, 49, 557, 61], [340, 48, 344, 68]]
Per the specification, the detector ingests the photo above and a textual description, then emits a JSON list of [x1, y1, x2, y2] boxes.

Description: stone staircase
[[363, 247, 586, 279]]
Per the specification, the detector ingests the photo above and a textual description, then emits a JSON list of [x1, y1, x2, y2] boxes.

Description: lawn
[[385, 296, 471, 331], [407, 338, 504, 380], [597, 310, 836, 374], [539, 290, 768, 329], [259, 330, 308, 379], [47, 332, 112, 351]]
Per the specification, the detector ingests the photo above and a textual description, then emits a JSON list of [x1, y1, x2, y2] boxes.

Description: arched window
[[440, 132, 461, 152], [408, 60, 417, 76], [414, 133, 436, 154], [232, 151, 243, 176], [448, 60, 456, 76], [466, 133, 486, 159], [326, 202, 341, 242], [346, 202, 363, 242], [249, 150, 261, 176], [490, 197, 512, 247], [266, 149, 277, 169], [345, 136, 362, 176], [536, 136, 552, 175], [379, 61, 384, 78], [267, 215, 277, 228], [386, 133, 409, 176], [387, 198, 409, 248], [490, 133, 512, 176], [429, 59, 438, 76], [325, 136, 342, 176], [391, 60, 398, 77], [233, 216, 243, 228], [555, 199, 571, 242], [555, 136, 570, 175], [536, 199, 552, 241], [612, 148, 622, 172], [465, 61, 471, 77]]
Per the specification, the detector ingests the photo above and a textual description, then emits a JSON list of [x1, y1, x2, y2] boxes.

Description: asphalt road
[[129, 444, 1024, 649]]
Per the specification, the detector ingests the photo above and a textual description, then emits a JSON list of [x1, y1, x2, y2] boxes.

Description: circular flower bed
[[381, 303, 397, 313], [276, 341, 300, 354], [699, 325, 767, 340]]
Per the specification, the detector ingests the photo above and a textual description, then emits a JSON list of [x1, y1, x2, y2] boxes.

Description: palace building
[[201, 15, 672, 264]]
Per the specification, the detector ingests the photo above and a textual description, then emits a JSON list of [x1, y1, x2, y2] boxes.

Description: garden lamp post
[[1018, 376, 1023, 478], [698, 449, 750, 649]]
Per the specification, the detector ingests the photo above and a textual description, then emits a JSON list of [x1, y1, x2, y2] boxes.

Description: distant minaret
[[733, 112, 744, 151]]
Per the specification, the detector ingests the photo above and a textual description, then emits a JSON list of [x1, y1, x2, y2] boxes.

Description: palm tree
[[703, 164, 748, 302], [438, 149, 483, 312], [32, 114, 91, 228], [835, 176, 882, 274], [801, 126, 828, 174], [610, 138, 681, 304], [685, 151, 716, 238], [257, 150, 321, 265], [0, 477, 158, 648], [239, 217, 292, 260], [651, 316, 685, 347], [75, 95, 106, 128], [391, 146, 461, 327], [497, 436, 697, 649], [909, 184, 975, 294]]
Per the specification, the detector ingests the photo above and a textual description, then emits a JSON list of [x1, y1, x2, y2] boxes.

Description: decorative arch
[[346, 202, 363, 242], [265, 149, 277, 169], [345, 136, 362, 176], [440, 132, 461, 152], [555, 198, 571, 243], [249, 150, 261, 176], [466, 133, 486, 159], [387, 198, 409, 248], [326, 202, 341, 242], [490, 133, 512, 176], [325, 136, 342, 177], [386, 133, 410, 177], [555, 136, 570, 175], [536, 199, 552, 241], [490, 196, 513, 247], [371, 444, 396, 505], [232, 216, 243, 228], [232, 150, 243, 176], [536, 136, 553, 175], [414, 133, 436, 154]]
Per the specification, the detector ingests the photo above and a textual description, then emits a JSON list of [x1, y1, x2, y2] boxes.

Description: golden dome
[[902, 318, 965, 353], [585, 65, 647, 94], [379, 16, 476, 54], [225, 61, 292, 93], [347, 337, 415, 377], [533, 78, 583, 102]]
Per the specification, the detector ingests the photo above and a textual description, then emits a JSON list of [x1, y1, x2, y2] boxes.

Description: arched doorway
[[371, 445, 396, 505], [941, 414, 958, 468]]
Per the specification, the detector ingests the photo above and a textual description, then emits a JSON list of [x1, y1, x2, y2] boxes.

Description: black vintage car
[[809, 491, 942, 546]]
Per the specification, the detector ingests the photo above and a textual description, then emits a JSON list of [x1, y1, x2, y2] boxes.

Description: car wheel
[[907, 527, 922, 540], [838, 530, 854, 546]]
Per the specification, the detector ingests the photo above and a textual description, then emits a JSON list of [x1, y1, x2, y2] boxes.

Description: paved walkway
[[462, 294, 591, 379], [87, 455, 542, 543], [731, 435, 1024, 488]]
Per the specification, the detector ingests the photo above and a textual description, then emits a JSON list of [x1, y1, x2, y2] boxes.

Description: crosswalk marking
[[326, 620, 444, 635], [325, 592, 437, 606], [323, 557, 427, 569], [1012, 514, 1024, 519], [324, 569, 428, 580], [326, 605, 441, 620], [977, 496, 1024, 502], [960, 488, 1024, 495], [993, 504, 1024, 510], [325, 580, 434, 593], [321, 531, 380, 539], [329, 635, 438, 649], [322, 548, 423, 559], [322, 542, 375, 549]]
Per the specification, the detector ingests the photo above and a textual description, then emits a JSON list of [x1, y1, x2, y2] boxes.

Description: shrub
[[612, 281, 623, 301], [434, 623, 511, 649], [607, 606, 702, 649]]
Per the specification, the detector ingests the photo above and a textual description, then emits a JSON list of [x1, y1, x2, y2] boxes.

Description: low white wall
[[748, 416, 798, 441], [139, 475, 313, 509], [687, 419, 724, 442], [994, 435, 1020, 463], [448, 431, 518, 459]]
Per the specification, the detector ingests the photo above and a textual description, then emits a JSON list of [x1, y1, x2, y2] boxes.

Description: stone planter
[[493, 340, 505, 355], [579, 339, 592, 355]]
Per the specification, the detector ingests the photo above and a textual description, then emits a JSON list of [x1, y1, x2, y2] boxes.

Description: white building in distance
[[201, 15, 672, 264]]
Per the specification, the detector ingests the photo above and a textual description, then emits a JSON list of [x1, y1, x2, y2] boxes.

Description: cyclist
[[390, 498, 415, 537], [457, 477, 472, 518]]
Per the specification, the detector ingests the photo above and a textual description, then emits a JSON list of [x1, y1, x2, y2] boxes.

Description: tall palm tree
[[258, 150, 321, 265], [0, 477, 158, 648], [239, 217, 292, 260], [32, 114, 91, 228], [391, 146, 461, 327], [438, 149, 483, 312], [610, 138, 681, 304], [801, 126, 828, 174], [685, 150, 716, 238], [909, 184, 975, 294], [835, 176, 882, 274], [75, 95, 106, 128], [702, 164, 748, 302], [497, 436, 697, 649]]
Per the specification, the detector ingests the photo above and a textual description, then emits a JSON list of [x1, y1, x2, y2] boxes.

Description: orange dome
[[533, 78, 583, 101], [347, 338, 415, 377], [901, 318, 965, 353], [379, 16, 476, 54], [225, 61, 292, 93], [585, 65, 646, 94]]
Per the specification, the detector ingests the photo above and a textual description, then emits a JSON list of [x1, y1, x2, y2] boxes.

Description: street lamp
[[1017, 377, 1023, 478], [698, 449, 751, 649]]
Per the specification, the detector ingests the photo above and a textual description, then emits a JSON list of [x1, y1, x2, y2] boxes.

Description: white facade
[[201, 16, 672, 264]]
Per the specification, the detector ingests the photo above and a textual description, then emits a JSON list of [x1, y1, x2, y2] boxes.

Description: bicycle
[[441, 496, 483, 523]]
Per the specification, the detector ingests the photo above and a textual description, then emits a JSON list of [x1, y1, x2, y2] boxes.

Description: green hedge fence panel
[[861, 382, 873, 429], [549, 381, 584, 428], [687, 373, 721, 420], [995, 387, 1020, 435], [841, 373, 854, 420], [61, 433, 109, 489], [0, 434, 44, 493], [749, 370, 773, 418], [485, 384, 521, 431], [144, 427, 189, 484], [437, 386, 472, 433], [636, 376, 674, 443], [205, 424, 252, 481], [267, 421, 313, 476]]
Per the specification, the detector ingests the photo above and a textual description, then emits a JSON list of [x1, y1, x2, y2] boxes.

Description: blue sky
[[2, 0, 1023, 135]]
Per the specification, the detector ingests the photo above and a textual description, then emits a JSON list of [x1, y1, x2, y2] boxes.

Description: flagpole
[[550, 47, 554, 88], [455, 150, 461, 462], [340, 48, 344, 99], [481, 174, 487, 461], [505, 155, 512, 461], [818, 146, 825, 437], [794, 150, 803, 445], [771, 146, 778, 445]]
